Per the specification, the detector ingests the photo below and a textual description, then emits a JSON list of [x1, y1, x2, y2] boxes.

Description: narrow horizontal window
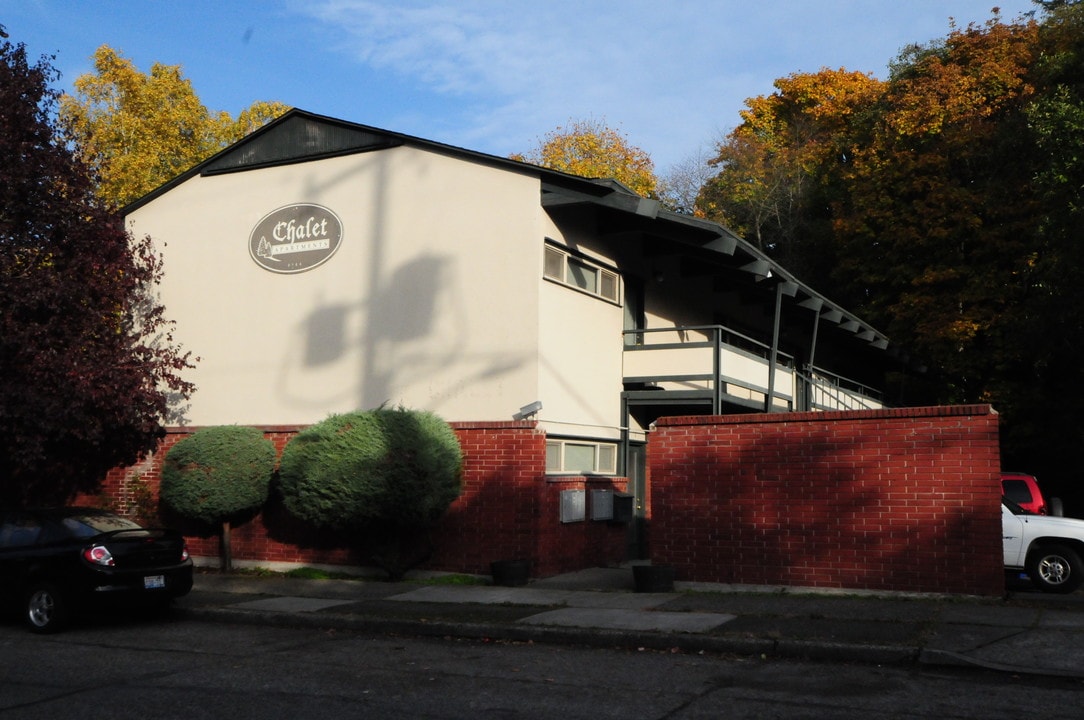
[[545, 439, 618, 475], [543, 243, 620, 303]]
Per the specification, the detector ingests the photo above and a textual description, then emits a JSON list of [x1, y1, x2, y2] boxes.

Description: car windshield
[[1002, 496, 1031, 515], [61, 513, 143, 538]]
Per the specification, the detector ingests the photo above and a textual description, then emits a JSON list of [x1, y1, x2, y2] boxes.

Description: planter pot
[[491, 559, 530, 587], [632, 564, 675, 593]]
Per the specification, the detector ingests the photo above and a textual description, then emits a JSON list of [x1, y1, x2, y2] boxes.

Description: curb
[[181, 606, 918, 666], [916, 648, 1084, 679]]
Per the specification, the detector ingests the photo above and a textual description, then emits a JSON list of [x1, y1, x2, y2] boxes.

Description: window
[[0, 516, 41, 548], [546, 439, 618, 474], [1002, 480, 1033, 507], [544, 244, 620, 303]]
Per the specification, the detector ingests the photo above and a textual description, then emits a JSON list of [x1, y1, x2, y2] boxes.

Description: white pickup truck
[[1003, 498, 1084, 593]]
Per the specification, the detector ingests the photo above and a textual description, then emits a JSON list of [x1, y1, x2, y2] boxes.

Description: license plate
[[144, 575, 165, 589]]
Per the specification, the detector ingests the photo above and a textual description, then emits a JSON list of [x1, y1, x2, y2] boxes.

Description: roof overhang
[[540, 179, 895, 357]]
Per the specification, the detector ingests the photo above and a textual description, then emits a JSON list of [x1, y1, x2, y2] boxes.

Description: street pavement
[[175, 566, 1084, 680]]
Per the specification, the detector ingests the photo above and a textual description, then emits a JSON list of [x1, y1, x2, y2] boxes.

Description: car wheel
[[24, 583, 70, 633], [1027, 544, 1083, 594]]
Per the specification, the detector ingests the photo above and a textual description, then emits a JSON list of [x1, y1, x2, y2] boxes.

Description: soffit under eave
[[542, 189, 896, 358], [201, 115, 404, 175], [544, 194, 736, 255]]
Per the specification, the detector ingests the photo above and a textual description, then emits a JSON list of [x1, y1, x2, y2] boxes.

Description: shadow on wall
[[648, 409, 1003, 595], [287, 251, 527, 415]]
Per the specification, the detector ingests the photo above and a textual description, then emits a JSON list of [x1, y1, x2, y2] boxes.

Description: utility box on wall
[[560, 489, 586, 523], [591, 489, 613, 520], [611, 492, 634, 523]]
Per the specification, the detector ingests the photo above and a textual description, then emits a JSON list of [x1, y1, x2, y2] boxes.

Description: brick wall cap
[[165, 420, 540, 435], [451, 420, 539, 430], [652, 404, 995, 428]]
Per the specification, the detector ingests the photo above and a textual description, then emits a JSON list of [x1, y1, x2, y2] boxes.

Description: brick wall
[[85, 421, 629, 578], [647, 405, 1004, 595], [536, 477, 630, 576]]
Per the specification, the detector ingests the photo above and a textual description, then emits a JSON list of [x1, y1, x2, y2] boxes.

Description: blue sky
[[2, 1, 1040, 172]]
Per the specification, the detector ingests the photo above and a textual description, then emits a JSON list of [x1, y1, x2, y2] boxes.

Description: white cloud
[[298, 0, 1037, 170]]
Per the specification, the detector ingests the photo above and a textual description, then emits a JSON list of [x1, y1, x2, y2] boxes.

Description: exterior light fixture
[[514, 401, 543, 420]]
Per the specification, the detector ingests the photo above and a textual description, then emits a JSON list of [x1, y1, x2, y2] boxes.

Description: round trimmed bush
[[277, 407, 463, 533], [161, 425, 275, 524]]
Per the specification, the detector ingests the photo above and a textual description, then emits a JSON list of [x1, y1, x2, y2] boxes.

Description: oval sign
[[249, 204, 343, 274]]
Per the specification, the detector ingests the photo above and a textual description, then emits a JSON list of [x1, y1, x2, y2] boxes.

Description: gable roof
[[124, 108, 903, 364]]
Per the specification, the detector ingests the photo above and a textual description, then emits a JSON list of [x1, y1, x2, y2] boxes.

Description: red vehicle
[[1001, 472, 1063, 516]]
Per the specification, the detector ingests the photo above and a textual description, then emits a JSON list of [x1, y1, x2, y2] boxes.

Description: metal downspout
[[805, 310, 821, 412], [765, 282, 783, 413], [713, 326, 722, 414]]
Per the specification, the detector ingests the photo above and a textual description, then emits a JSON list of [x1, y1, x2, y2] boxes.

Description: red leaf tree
[[0, 27, 196, 506]]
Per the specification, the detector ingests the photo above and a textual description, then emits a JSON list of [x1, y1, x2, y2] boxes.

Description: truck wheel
[[24, 582, 70, 633], [1027, 544, 1083, 593]]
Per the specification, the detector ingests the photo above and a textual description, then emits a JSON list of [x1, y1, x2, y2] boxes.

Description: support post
[[804, 309, 821, 412], [765, 283, 783, 413]]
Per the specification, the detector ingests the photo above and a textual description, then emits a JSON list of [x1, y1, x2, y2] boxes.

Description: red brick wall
[[535, 477, 630, 576], [648, 405, 1004, 595], [430, 423, 628, 576], [427, 422, 545, 573], [84, 422, 629, 578]]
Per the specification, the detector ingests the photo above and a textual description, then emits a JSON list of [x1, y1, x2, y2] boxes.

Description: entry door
[[626, 443, 647, 560]]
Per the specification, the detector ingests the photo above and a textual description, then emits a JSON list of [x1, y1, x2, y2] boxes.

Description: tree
[[0, 28, 196, 507], [998, 0, 1084, 478], [59, 46, 288, 207], [832, 14, 1042, 398], [824, 10, 1084, 488], [277, 406, 463, 579], [512, 118, 658, 198], [657, 145, 718, 215], [697, 68, 884, 278], [160, 426, 275, 571], [689, 7, 1084, 498]]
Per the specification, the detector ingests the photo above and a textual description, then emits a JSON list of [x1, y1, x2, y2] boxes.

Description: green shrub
[[278, 406, 462, 532], [161, 426, 276, 524], [277, 406, 463, 578]]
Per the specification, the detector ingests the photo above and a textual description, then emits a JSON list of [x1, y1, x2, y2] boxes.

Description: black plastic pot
[[632, 564, 675, 593], [490, 559, 530, 587]]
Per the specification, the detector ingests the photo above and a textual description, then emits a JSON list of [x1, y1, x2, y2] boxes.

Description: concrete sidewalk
[[175, 567, 1084, 679]]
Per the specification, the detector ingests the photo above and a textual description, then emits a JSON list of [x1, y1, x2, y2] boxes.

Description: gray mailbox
[[611, 492, 634, 524]]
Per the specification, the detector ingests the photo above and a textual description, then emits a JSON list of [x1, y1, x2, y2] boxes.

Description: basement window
[[546, 439, 618, 475], [544, 243, 620, 303]]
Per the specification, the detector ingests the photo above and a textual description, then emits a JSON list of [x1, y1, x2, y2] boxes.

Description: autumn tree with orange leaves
[[698, 68, 883, 280], [513, 118, 658, 198], [60, 46, 288, 207], [834, 14, 1042, 401], [701, 4, 1084, 495]]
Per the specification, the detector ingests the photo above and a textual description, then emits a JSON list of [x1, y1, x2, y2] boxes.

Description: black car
[[0, 507, 193, 632]]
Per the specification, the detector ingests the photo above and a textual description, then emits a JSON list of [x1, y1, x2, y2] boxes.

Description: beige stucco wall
[[129, 146, 543, 427], [537, 280, 625, 441], [536, 220, 626, 441]]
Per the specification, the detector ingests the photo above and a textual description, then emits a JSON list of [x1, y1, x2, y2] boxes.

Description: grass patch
[[416, 573, 489, 586], [231, 566, 279, 578], [284, 567, 359, 580], [217, 566, 488, 585]]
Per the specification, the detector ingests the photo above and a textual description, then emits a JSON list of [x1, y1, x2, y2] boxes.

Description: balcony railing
[[622, 325, 883, 413], [806, 366, 884, 412]]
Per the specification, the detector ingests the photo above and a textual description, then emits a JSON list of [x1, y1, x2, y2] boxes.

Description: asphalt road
[[2, 613, 1083, 719]]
